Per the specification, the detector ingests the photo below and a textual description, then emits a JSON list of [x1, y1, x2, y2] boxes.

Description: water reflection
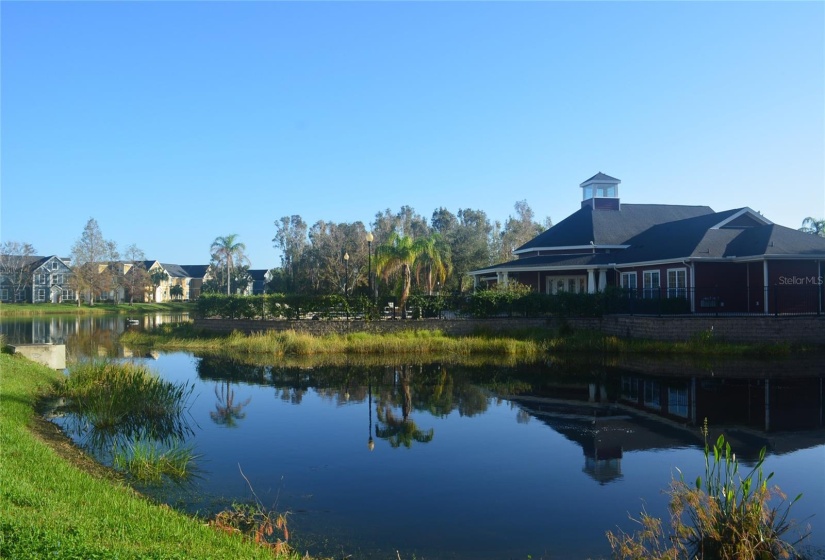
[[0, 312, 189, 362], [210, 380, 252, 428], [6, 313, 821, 559]]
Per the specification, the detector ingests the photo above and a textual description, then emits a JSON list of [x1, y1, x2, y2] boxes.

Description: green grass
[[120, 322, 799, 359], [0, 352, 303, 559], [0, 301, 194, 316], [120, 323, 548, 359]]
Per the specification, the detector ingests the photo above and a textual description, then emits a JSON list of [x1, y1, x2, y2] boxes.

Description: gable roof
[[516, 204, 715, 253], [181, 265, 210, 279], [475, 206, 825, 275], [580, 172, 620, 184]]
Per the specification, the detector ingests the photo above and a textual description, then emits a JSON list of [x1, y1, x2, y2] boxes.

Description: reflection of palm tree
[[209, 380, 251, 427], [375, 406, 434, 448], [375, 365, 434, 448]]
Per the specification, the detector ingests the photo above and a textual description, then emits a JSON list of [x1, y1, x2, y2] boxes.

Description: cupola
[[580, 172, 621, 210]]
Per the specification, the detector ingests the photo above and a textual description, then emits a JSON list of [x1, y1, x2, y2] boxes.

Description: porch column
[[763, 260, 769, 315], [497, 271, 509, 288], [587, 269, 596, 294], [598, 269, 607, 292], [473, 275, 478, 291]]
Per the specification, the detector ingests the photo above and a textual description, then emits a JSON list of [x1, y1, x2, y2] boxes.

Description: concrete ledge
[[9, 344, 66, 369]]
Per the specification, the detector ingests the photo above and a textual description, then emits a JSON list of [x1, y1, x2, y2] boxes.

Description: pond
[[4, 315, 824, 559]]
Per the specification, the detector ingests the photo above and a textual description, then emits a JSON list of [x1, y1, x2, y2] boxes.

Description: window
[[15, 291, 25, 302], [51, 261, 58, 270], [621, 272, 637, 292], [0, 289, 7, 301], [668, 385, 689, 418], [36, 273, 47, 284], [36, 289, 46, 302], [621, 377, 639, 401], [62, 289, 74, 301], [643, 380, 661, 410], [667, 268, 687, 299], [643, 270, 660, 299]]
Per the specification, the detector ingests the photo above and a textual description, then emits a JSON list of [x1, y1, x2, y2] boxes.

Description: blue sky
[[2, 1, 823, 269]]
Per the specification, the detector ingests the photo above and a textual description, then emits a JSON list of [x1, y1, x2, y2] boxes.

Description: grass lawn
[[0, 352, 301, 560], [0, 301, 195, 316]]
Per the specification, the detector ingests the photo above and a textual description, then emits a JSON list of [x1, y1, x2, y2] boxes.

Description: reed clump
[[112, 436, 198, 484], [61, 360, 193, 432], [607, 420, 809, 559]]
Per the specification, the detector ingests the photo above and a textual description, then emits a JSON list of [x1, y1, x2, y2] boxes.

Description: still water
[[4, 315, 824, 559]]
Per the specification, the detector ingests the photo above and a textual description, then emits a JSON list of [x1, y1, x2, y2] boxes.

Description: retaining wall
[[194, 315, 825, 345]]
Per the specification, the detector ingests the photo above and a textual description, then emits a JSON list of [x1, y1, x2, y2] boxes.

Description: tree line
[[270, 201, 552, 302]]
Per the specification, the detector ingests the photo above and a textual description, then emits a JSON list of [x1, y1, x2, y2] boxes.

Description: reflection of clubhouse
[[511, 369, 825, 484]]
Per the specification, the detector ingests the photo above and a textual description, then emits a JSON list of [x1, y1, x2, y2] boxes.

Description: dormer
[[581, 172, 621, 210]]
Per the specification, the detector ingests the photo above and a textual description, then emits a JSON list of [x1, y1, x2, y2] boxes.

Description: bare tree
[[0, 241, 37, 302], [70, 218, 119, 306], [121, 244, 149, 304]]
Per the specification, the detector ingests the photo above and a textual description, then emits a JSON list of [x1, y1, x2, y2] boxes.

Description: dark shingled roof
[[181, 265, 210, 279], [517, 204, 714, 252], [580, 172, 621, 184]]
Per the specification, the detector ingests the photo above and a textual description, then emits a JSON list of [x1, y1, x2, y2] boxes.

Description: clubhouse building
[[471, 173, 825, 314]]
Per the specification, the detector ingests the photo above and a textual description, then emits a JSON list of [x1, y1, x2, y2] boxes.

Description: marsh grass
[[120, 323, 548, 358], [61, 360, 194, 435], [112, 436, 198, 484], [607, 420, 809, 559]]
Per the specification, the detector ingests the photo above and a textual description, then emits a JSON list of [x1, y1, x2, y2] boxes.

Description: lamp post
[[366, 231, 374, 301], [344, 251, 350, 320], [343, 251, 349, 297]]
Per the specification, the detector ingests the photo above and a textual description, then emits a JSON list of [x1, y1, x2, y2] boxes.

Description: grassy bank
[[0, 301, 194, 317], [120, 322, 797, 358], [121, 323, 547, 359], [0, 352, 300, 560]]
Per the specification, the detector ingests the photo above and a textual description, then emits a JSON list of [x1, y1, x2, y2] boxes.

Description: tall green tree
[[210, 234, 248, 295], [375, 232, 430, 317], [799, 217, 825, 237], [272, 215, 308, 291], [432, 208, 493, 292], [498, 200, 549, 262], [70, 218, 119, 306], [414, 233, 452, 295]]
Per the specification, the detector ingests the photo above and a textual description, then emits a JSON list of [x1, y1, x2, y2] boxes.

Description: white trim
[[710, 207, 772, 229], [666, 267, 687, 298], [470, 254, 825, 277], [513, 244, 628, 255], [642, 269, 661, 299], [621, 271, 637, 290]]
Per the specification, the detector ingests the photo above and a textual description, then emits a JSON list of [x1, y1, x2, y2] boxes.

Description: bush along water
[[58, 360, 197, 483], [607, 419, 810, 559]]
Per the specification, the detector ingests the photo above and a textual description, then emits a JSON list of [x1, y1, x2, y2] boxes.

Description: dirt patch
[[30, 399, 124, 484]]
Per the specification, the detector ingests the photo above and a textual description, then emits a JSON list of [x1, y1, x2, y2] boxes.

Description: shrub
[[607, 420, 809, 559]]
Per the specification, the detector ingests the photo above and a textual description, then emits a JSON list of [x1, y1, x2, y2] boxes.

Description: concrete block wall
[[555, 316, 825, 344]]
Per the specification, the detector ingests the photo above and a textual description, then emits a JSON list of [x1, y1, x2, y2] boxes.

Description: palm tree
[[799, 217, 825, 237], [210, 234, 248, 295], [414, 233, 452, 295], [374, 232, 428, 318]]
